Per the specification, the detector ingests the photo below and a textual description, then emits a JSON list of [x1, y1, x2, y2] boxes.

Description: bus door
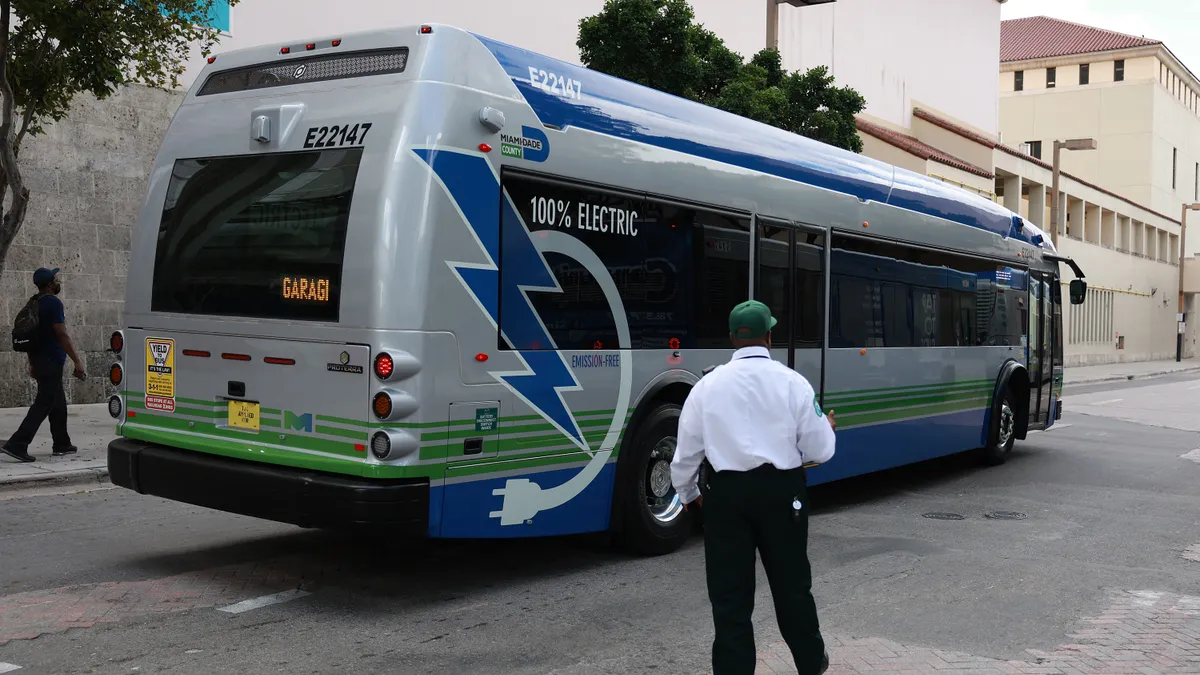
[[1028, 272, 1056, 427], [753, 217, 829, 396]]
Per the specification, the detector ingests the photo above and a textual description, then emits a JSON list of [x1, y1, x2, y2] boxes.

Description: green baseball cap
[[729, 300, 777, 339]]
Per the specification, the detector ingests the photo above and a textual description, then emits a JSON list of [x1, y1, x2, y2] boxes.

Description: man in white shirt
[[671, 299, 836, 675]]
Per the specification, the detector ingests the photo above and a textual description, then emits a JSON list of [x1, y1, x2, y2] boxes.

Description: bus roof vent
[[197, 47, 409, 96]]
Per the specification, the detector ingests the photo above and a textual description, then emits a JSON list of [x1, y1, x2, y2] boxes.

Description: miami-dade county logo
[[500, 125, 550, 163]]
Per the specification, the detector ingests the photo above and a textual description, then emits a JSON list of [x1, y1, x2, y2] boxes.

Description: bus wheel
[[615, 403, 692, 556], [981, 389, 1016, 466]]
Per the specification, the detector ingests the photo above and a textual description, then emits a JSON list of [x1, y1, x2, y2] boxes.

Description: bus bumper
[[107, 439, 429, 533]]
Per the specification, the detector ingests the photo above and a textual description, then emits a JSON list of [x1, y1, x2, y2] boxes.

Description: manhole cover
[[922, 512, 965, 521], [985, 511, 1027, 520]]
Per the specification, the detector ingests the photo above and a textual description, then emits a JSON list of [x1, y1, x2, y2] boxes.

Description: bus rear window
[[150, 149, 362, 322]]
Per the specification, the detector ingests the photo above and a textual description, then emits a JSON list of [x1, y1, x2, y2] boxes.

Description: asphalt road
[[2, 374, 1199, 674]]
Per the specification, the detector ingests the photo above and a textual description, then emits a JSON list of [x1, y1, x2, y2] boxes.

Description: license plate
[[228, 400, 260, 431]]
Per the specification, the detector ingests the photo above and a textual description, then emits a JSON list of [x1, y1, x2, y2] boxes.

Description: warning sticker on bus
[[145, 338, 176, 412]]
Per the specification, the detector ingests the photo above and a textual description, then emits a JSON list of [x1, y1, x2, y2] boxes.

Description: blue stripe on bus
[[806, 408, 988, 486], [435, 463, 617, 538], [471, 33, 1029, 245]]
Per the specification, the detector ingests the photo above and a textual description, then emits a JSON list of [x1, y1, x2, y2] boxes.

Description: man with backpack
[[3, 267, 85, 462]]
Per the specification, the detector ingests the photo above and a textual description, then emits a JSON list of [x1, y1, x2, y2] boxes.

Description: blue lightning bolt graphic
[[412, 148, 588, 451]]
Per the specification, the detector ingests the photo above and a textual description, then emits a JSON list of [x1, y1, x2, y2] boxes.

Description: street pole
[[1179, 204, 1190, 362], [1050, 141, 1062, 248]]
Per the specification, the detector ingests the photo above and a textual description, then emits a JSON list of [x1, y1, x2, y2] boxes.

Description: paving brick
[[755, 589, 1200, 675]]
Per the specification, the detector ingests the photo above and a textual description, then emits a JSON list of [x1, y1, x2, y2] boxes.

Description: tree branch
[[0, 0, 32, 276]]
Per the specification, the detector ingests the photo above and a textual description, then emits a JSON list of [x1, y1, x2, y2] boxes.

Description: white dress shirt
[[670, 346, 837, 504]]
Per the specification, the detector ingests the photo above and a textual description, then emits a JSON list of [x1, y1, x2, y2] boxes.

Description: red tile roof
[[1001, 16, 1160, 63], [910, 108, 1180, 226], [855, 118, 994, 179]]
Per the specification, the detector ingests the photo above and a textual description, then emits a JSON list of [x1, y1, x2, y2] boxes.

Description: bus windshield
[[150, 148, 363, 322]]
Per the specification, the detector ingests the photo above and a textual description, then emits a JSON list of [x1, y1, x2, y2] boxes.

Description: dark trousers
[[6, 361, 70, 451], [704, 464, 824, 675]]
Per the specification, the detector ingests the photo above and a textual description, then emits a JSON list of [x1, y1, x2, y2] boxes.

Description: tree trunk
[[0, 0, 30, 279]]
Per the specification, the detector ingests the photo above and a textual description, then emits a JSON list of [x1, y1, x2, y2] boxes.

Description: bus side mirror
[[1069, 279, 1087, 305]]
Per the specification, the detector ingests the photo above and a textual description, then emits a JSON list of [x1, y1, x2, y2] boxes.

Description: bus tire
[[981, 388, 1017, 466], [614, 402, 693, 556]]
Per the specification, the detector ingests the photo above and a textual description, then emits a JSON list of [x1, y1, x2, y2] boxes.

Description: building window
[[1014, 70, 1024, 91], [1115, 59, 1125, 81], [1026, 141, 1042, 160], [1080, 63, 1090, 85], [1047, 67, 1056, 88], [1194, 162, 1198, 201], [1173, 148, 1178, 190]]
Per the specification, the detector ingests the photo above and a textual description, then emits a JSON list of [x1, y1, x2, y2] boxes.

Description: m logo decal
[[285, 411, 314, 433]]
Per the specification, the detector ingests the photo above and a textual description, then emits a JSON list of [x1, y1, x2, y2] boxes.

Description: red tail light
[[332, 39, 342, 47], [280, 47, 291, 54], [264, 357, 296, 366], [306, 43, 315, 51], [374, 353, 394, 379], [109, 364, 123, 385], [110, 331, 124, 353], [222, 353, 251, 361]]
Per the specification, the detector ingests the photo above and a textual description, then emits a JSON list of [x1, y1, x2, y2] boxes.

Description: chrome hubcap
[[998, 402, 1015, 448], [646, 437, 683, 523]]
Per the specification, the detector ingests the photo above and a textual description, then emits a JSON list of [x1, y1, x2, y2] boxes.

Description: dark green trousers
[[704, 464, 825, 675]]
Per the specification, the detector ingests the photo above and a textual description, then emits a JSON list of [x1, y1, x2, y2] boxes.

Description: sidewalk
[[0, 403, 112, 493], [1064, 357, 1200, 386]]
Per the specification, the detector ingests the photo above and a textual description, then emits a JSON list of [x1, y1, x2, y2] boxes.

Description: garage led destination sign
[[282, 276, 331, 302]]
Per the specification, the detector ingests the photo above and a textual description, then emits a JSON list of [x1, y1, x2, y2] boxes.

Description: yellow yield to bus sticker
[[145, 337, 176, 412]]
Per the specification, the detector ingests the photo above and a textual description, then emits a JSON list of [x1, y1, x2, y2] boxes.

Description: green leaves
[[0, 0, 236, 273], [577, 0, 866, 153]]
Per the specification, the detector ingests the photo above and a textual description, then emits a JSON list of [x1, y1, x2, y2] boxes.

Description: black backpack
[[11, 293, 42, 353]]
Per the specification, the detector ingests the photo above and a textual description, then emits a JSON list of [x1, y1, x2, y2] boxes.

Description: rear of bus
[[105, 26, 483, 533]]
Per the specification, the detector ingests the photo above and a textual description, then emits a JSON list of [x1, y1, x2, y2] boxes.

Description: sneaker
[[51, 445, 78, 457], [1, 445, 35, 463]]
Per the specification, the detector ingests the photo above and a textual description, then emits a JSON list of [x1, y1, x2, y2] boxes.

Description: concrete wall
[[778, 0, 1003, 134], [0, 85, 183, 407], [1056, 236, 1181, 365], [178, 0, 770, 89]]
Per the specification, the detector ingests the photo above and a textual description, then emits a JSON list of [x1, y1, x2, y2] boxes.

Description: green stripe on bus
[[316, 425, 369, 441], [127, 414, 363, 458], [823, 381, 992, 405], [444, 451, 603, 479], [418, 427, 626, 461], [837, 397, 990, 428], [121, 426, 368, 477], [829, 389, 993, 416], [421, 416, 618, 442]]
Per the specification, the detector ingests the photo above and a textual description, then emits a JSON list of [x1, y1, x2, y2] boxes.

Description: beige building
[[994, 15, 1199, 364], [999, 16, 1200, 252], [855, 102, 1185, 366]]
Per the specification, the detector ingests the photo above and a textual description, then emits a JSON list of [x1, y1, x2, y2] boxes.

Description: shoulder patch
[[814, 399, 825, 417]]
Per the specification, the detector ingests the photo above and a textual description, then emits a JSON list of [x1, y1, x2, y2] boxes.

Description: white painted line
[[0, 663, 23, 673], [1181, 449, 1200, 464], [217, 589, 310, 615], [1089, 398, 1124, 405]]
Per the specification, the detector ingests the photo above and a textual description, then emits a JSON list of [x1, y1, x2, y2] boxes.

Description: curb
[[1067, 365, 1200, 387], [0, 467, 110, 496]]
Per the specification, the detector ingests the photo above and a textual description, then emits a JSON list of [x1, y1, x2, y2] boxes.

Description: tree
[[578, 0, 866, 153], [0, 0, 237, 274]]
